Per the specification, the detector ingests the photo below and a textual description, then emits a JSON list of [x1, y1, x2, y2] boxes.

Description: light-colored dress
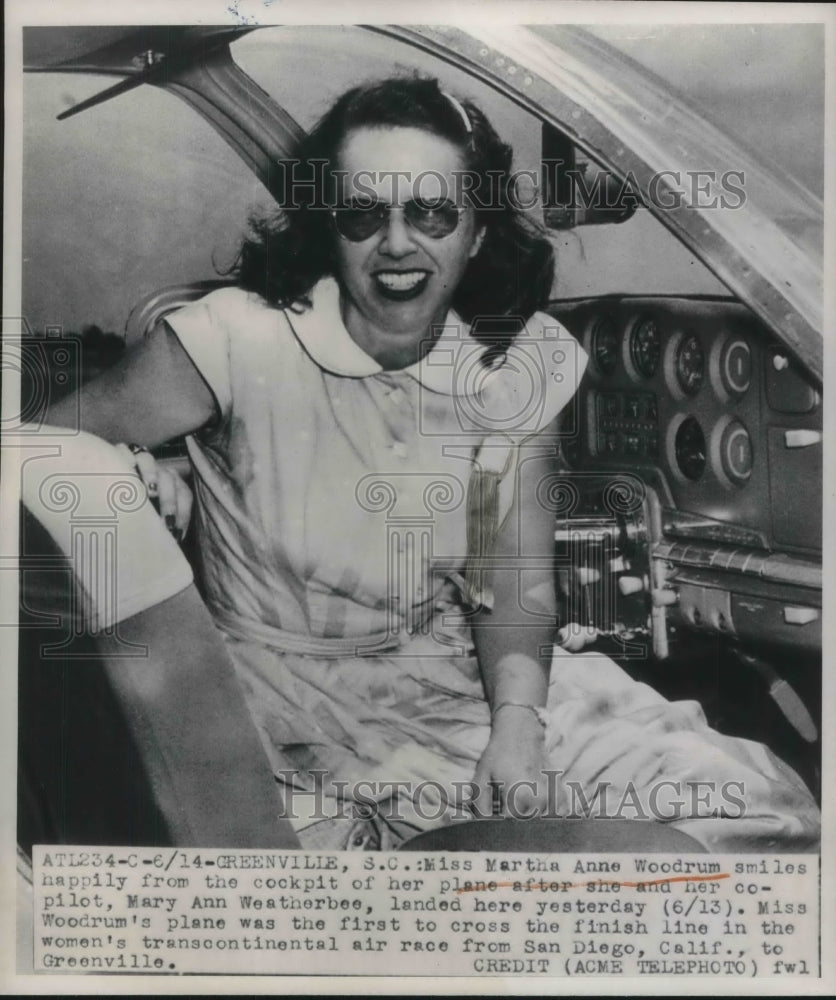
[[166, 280, 820, 852]]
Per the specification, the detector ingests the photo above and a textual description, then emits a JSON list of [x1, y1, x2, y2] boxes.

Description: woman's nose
[[379, 208, 416, 257]]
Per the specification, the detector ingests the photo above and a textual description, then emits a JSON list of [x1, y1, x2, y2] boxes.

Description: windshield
[[583, 23, 823, 199]]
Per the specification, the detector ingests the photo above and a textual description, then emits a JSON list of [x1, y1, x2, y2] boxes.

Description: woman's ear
[[469, 225, 486, 259]]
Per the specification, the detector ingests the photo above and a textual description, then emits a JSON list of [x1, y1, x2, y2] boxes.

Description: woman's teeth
[[375, 271, 427, 291]]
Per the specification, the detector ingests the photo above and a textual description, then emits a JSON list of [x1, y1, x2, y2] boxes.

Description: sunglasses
[[330, 197, 466, 243]]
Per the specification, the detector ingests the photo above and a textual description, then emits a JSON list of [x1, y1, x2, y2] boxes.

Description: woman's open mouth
[[372, 270, 430, 301]]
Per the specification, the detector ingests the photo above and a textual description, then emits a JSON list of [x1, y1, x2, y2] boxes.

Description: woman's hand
[[471, 706, 551, 819], [557, 622, 599, 652], [116, 444, 193, 542]]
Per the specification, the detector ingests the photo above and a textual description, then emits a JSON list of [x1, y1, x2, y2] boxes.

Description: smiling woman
[[32, 69, 820, 854], [316, 125, 484, 370], [234, 77, 554, 364]]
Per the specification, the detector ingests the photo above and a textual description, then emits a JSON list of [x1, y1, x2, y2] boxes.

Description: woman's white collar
[[284, 276, 588, 430], [285, 276, 493, 396]]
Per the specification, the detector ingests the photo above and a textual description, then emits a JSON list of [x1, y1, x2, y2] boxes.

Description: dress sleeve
[[474, 311, 588, 444], [164, 288, 249, 422], [471, 313, 588, 576], [525, 310, 589, 431]]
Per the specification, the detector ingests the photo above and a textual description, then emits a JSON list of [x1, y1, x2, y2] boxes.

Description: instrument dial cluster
[[585, 300, 759, 490], [579, 304, 758, 490], [547, 296, 814, 550]]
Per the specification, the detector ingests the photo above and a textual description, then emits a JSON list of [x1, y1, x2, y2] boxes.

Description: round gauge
[[720, 338, 752, 397], [674, 416, 706, 481], [675, 334, 705, 396], [630, 317, 662, 378], [719, 419, 753, 485], [592, 316, 619, 376]]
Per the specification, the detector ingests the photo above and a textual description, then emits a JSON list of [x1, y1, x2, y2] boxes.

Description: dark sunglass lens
[[405, 199, 461, 238], [334, 200, 386, 241], [333, 199, 461, 241]]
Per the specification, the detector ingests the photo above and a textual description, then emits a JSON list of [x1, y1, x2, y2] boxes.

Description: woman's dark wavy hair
[[234, 76, 554, 349]]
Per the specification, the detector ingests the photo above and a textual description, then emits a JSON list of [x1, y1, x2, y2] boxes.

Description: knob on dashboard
[[651, 588, 679, 607], [618, 575, 646, 596]]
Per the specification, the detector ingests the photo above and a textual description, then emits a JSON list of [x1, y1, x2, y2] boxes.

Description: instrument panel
[[548, 296, 822, 557]]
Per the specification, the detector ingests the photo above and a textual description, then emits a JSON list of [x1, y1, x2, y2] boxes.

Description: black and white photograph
[[3, 0, 832, 991]]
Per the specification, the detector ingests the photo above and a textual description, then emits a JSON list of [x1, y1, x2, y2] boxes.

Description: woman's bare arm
[[473, 446, 556, 709], [470, 423, 560, 815], [46, 321, 217, 447]]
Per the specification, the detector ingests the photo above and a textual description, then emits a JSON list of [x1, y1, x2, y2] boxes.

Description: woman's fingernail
[[165, 515, 176, 531]]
